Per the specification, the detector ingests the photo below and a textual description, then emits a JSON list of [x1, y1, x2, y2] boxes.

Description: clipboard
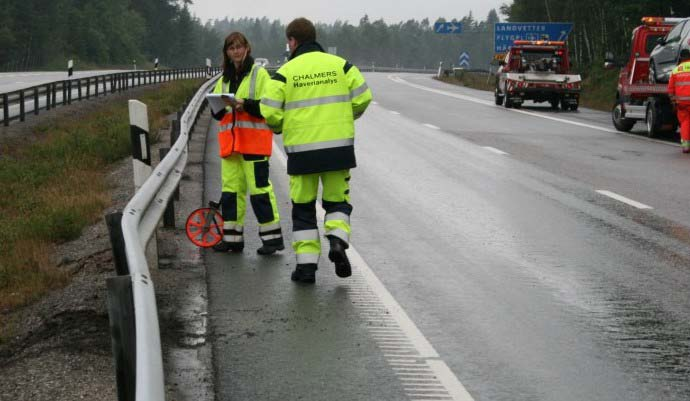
[[206, 93, 236, 114]]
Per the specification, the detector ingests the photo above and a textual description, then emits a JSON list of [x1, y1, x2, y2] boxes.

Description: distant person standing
[[211, 32, 284, 254], [668, 49, 690, 154], [260, 17, 372, 284]]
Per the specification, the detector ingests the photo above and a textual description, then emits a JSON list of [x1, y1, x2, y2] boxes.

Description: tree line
[[211, 11, 501, 71], [0, 1, 503, 72], [0, 0, 218, 71], [500, 0, 690, 69]]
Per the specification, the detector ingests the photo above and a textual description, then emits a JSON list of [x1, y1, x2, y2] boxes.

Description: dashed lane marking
[[482, 146, 509, 155], [596, 190, 653, 210]]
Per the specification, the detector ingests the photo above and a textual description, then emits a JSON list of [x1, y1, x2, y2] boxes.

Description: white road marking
[[372, 101, 379, 105], [482, 146, 509, 155], [423, 123, 440, 130], [596, 190, 653, 209], [387, 75, 678, 147], [390, 110, 401, 115]]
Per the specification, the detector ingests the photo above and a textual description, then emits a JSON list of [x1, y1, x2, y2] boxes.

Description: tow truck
[[606, 16, 684, 137], [495, 40, 582, 110]]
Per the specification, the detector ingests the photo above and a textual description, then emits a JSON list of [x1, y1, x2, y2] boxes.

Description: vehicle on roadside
[[495, 40, 581, 110], [606, 17, 684, 137], [648, 17, 690, 83]]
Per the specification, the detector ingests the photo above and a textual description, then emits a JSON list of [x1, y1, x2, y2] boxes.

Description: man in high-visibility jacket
[[260, 17, 372, 284], [668, 49, 690, 153]]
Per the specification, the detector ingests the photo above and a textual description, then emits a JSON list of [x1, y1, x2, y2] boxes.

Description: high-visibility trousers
[[289, 170, 352, 266], [677, 104, 690, 146], [220, 153, 282, 247]]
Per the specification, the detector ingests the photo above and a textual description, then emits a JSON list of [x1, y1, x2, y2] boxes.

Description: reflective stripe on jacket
[[213, 64, 273, 156], [260, 44, 372, 174], [669, 61, 690, 104]]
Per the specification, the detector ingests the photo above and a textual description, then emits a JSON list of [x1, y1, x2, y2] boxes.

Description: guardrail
[[0, 67, 222, 127], [106, 72, 220, 401]]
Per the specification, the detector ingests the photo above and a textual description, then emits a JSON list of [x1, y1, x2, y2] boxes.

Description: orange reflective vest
[[216, 65, 273, 157], [668, 61, 690, 105]]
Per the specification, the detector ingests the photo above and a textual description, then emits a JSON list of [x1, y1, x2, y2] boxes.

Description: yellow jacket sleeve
[[260, 72, 286, 133], [345, 63, 372, 119]]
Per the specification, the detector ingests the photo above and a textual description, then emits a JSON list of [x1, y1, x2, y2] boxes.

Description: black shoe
[[328, 237, 351, 278], [291, 264, 317, 284], [212, 241, 244, 253], [256, 242, 285, 255]]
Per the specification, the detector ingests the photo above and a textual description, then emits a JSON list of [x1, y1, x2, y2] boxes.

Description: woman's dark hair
[[222, 32, 252, 81], [286, 17, 316, 44]]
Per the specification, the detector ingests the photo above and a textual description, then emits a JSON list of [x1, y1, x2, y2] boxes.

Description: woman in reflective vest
[[211, 31, 284, 254]]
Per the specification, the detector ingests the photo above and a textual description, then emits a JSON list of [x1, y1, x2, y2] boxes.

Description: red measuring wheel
[[185, 207, 224, 247]]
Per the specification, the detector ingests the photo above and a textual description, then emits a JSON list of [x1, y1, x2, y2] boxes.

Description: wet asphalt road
[[204, 73, 690, 401]]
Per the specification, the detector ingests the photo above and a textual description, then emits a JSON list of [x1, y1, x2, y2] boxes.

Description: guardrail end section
[[106, 275, 136, 401]]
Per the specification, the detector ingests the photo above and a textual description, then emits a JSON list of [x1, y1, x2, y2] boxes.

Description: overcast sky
[[189, 0, 508, 25]]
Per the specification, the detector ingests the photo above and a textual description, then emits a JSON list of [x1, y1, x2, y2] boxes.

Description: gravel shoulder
[[0, 89, 214, 401]]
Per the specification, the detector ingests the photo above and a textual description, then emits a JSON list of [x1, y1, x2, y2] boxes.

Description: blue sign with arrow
[[434, 22, 463, 34], [494, 22, 573, 53]]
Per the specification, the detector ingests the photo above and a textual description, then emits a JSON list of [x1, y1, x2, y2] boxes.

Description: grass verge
[[0, 79, 203, 320]]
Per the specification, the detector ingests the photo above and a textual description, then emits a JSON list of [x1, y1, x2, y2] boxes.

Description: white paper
[[206, 93, 235, 114]]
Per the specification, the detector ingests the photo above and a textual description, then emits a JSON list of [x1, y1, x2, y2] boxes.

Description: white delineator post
[[68, 59, 73, 77], [206, 58, 211, 77], [128, 100, 158, 269], [154, 58, 159, 71], [129, 100, 152, 192]]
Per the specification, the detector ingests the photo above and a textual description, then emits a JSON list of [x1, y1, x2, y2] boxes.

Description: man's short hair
[[286, 17, 316, 44]]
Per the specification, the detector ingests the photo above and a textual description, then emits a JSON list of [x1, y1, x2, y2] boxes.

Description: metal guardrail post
[[86, 77, 90, 99], [106, 212, 130, 276], [62, 81, 67, 105], [33, 87, 39, 115], [51, 83, 56, 108], [159, 148, 176, 228], [78, 79, 82, 101], [67, 80, 72, 104], [19, 90, 25, 121], [171, 117, 181, 201], [106, 275, 136, 401], [46, 84, 51, 110], [3, 93, 8, 126]]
